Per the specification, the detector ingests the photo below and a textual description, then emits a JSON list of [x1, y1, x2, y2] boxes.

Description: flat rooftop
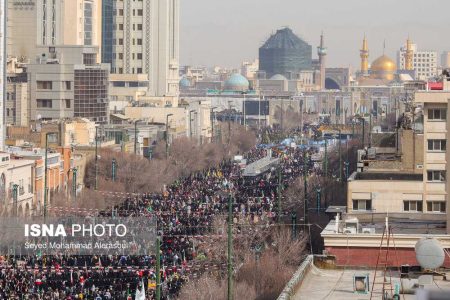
[[294, 268, 450, 300]]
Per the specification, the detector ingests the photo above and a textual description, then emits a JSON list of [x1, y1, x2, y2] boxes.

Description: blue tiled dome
[[179, 77, 191, 88], [224, 73, 249, 91]]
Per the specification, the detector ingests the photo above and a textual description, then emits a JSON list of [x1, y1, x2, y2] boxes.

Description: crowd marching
[[0, 140, 316, 299]]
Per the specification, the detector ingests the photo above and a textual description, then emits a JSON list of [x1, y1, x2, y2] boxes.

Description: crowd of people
[[0, 141, 315, 299]]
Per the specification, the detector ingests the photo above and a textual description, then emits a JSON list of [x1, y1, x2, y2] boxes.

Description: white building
[[111, 0, 180, 97], [112, 0, 180, 96], [7, 0, 102, 61], [397, 43, 438, 80]]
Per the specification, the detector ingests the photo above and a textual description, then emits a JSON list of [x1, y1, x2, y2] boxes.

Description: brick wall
[[326, 246, 450, 268]]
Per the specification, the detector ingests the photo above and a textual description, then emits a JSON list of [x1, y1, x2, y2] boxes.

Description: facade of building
[[259, 27, 312, 79], [111, 0, 180, 96], [102, 0, 114, 64], [0, 153, 34, 217], [26, 46, 109, 124], [7, 0, 102, 61], [6, 71, 28, 126], [397, 42, 438, 80]]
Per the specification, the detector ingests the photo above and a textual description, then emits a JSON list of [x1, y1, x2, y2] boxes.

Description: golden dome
[[370, 55, 396, 72], [370, 55, 396, 81]]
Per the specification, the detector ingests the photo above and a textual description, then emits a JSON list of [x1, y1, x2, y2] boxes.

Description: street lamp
[[166, 113, 174, 159], [43, 132, 58, 219], [134, 120, 142, 155], [189, 110, 197, 138], [111, 159, 117, 182], [316, 187, 322, 214], [211, 107, 217, 143], [72, 168, 77, 199], [94, 126, 100, 190]]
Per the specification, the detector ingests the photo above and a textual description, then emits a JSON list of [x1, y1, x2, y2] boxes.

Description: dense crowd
[[0, 142, 314, 299]]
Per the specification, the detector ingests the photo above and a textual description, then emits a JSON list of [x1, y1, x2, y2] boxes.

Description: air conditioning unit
[[343, 227, 357, 234], [361, 227, 375, 234]]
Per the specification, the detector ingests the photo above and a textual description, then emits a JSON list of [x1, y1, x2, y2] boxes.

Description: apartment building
[[109, 0, 180, 96]]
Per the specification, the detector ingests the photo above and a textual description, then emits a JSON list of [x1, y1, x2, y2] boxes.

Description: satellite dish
[[415, 237, 445, 270]]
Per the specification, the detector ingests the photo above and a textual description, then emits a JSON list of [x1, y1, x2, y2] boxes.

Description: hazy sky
[[180, 0, 450, 70]]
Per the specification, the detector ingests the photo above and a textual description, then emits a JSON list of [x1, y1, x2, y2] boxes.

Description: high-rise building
[[397, 40, 438, 80], [259, 27, 312, 79], [441, 51, 450, 69], [111, 0, 180, 97], [0, 0, 5, 150], [102, 0, 114, 65], [7, 0, 102, 61]]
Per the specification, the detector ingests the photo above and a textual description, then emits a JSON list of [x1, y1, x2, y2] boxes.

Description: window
[[119, 9, 123, 16], [137, 68, 143, 74], [137, 53, 142, 60], [118, 53, 123, 59], [352, 199, 372, 211], [37, 99, 53, 108], [65, 99, 71, 109], [428, 139, 446, 151], [118, 39, 123, 45], [403, 201, 423, 212], [64, 81, 71, 90], [137, 24, 143, 30], [137, 39, 143, 45], [428, 108, 447, 120], [137, 9, 143, 16], [119, 24, 124, 30], [427, 170, 446, 182], [427, 201, 446, 213], [37, 81, 52, 90]]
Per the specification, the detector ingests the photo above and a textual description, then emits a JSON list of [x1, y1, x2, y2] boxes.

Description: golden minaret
[[405, 37, 413, 70], [360, 35, 369, 75]]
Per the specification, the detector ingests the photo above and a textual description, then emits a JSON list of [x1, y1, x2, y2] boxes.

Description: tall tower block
[[360, 35, 369, 75], [317, 32, 327, 90], [405, 37, 414, 70]]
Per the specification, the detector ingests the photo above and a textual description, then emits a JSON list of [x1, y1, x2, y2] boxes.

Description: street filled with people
[[0, 135, 318, 299]]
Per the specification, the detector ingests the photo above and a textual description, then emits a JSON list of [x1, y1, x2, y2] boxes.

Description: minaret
[[317, 32, 327, 90], [360, 35, 369, 75], [405, 37, 413, 70]]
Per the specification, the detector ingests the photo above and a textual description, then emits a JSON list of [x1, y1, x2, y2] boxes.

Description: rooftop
[[293, 268, 450, 300]]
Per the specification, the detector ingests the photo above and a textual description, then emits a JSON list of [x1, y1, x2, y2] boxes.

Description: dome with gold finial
[[369, 55, 397, 81]]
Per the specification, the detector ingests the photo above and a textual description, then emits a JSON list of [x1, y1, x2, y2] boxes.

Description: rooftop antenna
[[383, 39, 386, 55]]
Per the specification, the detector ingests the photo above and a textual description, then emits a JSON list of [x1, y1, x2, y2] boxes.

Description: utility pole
[[278, 167, 282, 223], [134, 120, 141, 155], [369, 112, 372, 148], [361, 117, 365, 148], [43, 132, 56, 219], [303, 152, 308, 227], [156, 237, 161, 300], [323, 138, 328, 177], [291, 212, 297, 240], [189, 110, 196, 138], [344, 161, 349, 181], [316, 188, 322, 214], [111, 159, 117, 182], [338, 129, 342, 182], [211, 107, 217, 142], [95, 126, 99, 190], [165, 113, 173, 159], [12, 184, 18, 217], [227, 194, 233, 300], [72, 168, 77, 199]]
